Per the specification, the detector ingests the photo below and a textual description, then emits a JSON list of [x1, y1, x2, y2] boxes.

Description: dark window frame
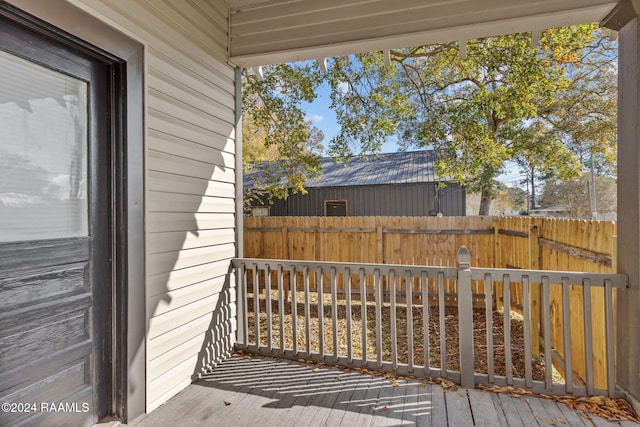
[[324, 199, 348, 216]]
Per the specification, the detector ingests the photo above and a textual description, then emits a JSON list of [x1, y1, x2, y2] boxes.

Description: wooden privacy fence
[[244, 215, 618, 390]]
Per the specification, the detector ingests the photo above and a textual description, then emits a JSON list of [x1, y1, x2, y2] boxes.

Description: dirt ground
[[246, 292, 549, 380]]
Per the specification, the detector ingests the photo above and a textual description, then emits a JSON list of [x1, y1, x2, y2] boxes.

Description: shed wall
[[265, 183, 465, 216], [68, 0, 237, 411]]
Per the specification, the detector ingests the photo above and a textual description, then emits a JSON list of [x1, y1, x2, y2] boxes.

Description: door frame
[[2, 1, 146, 422]]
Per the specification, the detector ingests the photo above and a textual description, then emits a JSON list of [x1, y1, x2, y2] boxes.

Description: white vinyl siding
[[71, 0, 237, 411]]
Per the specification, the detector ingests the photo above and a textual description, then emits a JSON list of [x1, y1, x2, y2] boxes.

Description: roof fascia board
[[601, 0, 640, 29]]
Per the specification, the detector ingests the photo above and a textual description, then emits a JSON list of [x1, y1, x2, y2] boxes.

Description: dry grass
[[246, 290, 550, 381]]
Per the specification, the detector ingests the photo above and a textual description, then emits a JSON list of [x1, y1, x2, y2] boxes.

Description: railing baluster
[[542, 276, 552, 392], [439, 271, 446, 377], [346, 267, 353, 364], [390, 270, 398, 370], [523, 275, 532, 389], [605, 280, 615, 397], [360, 268, 367, 364], [422, 272, 430, 373], [278, 264, 285, 352], [253, 265, 260, 348], [331, 267, 338, 360], [583, 278, 594, 395], [562, 277, 573, 394], [239, 263, 248, 346], [406, 271, 414, 373], [265, 265, 273, 353], [232, 256, 626, 399], [304, 266, 310, 357], [485, 273, 494, 383], [318, 266, 324, 358], [503, 274, 512, 386], [291, 267, 298, 355], [375, 268, 382, 368]]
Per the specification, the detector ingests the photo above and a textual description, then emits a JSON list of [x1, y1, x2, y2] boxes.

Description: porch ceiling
[[224, 0, 618, 67]]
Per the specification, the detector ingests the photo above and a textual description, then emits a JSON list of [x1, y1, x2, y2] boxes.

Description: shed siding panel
[[72, 0, 236, 411], [265, 183, 465, 217]]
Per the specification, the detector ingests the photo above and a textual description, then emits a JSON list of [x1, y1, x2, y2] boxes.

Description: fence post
[[492, 220, 500, 268], [377, 226, 384, 263], [457, 246, 475, 388], [493, 221, 504, 310]]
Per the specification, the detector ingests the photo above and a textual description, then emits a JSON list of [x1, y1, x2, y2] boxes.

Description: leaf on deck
[[476, 384, 640, 423], [434, 377, 458, 391]]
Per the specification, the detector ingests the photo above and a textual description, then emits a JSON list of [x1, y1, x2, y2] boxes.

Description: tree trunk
[[479, 190, 492, 216], [530, 178, 537, 210]]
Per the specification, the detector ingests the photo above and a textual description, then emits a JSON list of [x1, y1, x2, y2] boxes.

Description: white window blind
[[0, 49, 88, 242]]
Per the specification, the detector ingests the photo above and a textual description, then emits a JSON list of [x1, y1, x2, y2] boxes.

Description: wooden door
[[0, 7, 114, 426]]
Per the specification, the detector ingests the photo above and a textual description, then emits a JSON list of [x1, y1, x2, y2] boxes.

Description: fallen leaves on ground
[[477, 384, 640, 422], [292, 357, 464, 393], [223, 400, 231, 406], [433, 377, 458, 391], [246, 294, 548, 382]]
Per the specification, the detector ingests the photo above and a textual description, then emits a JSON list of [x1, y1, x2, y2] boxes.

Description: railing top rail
[[232, 257, 628, 289], [470, 267, 628, 289], [232, 257, 458, 278]]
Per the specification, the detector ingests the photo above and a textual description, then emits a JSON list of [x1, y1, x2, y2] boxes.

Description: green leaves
[[242, 63, 324, 205], [324, 24, 616, 215], [242, 24, 616, 215]]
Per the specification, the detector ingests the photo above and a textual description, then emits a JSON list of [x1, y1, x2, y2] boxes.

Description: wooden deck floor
[[133, 355, 639, 427]]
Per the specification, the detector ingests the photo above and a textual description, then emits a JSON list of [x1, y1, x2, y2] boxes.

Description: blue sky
[[302, 81, 400, 154]]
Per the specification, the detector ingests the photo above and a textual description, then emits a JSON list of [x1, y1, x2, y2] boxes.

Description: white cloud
[[306, 114, 324, 123], [338, 82, 349, 94]]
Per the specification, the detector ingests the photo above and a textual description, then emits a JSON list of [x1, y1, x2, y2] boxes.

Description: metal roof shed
[[245, 151, 466, 216]]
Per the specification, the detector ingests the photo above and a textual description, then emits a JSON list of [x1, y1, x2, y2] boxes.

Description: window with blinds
[[0, 49, 88, 242]]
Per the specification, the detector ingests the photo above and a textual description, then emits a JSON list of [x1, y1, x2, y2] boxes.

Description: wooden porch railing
[[231, 247, 628, 397]]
